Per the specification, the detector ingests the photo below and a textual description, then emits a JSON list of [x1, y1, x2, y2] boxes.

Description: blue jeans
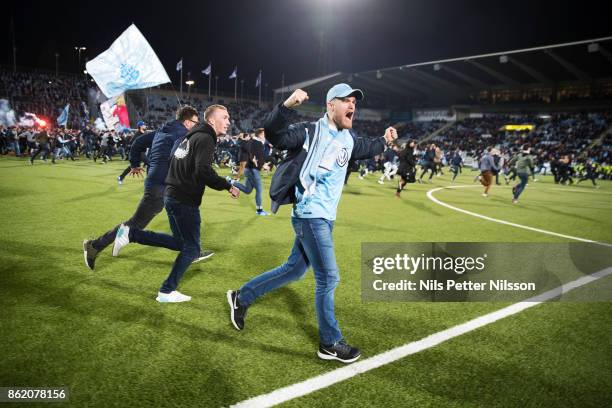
[[238, 217, 342, 345], [514, 173, 529, 199], [131, 196, 201, 293], [243, 168, 263, 208]]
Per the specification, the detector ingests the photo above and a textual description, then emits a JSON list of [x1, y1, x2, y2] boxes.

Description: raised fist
[[384, 127, 398, 143], [283, 89, 309, 109]]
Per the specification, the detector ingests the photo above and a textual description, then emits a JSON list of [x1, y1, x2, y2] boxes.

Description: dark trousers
[[130, 196, 201, 293], [513, 173, 529, 199], [91, 184, 165, 251]]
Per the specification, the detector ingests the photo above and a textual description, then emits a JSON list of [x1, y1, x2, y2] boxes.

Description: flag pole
[[208, 67, 211, 100], [180, 64, 183, 101], [234, 71, 237, 101], [258, 70, 262, 105]]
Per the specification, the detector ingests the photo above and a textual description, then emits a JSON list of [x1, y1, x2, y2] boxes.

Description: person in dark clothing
[[576, 159, 600, 187], [29, 129, 50, 164], [111, 104, 240, 302], [117, 121, 150, 185], [418, 144, 436, 183], [83, 106, 210, 270], [449, 149, 463, 182], [232, 128, 268, 215], [558, 154, 574, 185], [396, 141, 416, 198]]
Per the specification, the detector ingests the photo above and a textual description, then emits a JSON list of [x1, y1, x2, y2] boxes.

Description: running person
[[510, 145, 535, 203], [82, 106, 213, 269], [227, 84, 397, 363], [396, 141, 416, 197]]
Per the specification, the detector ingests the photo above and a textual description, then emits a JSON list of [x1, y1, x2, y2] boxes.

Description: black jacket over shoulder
[[265, 103, 386, 212], [165, 123, 231, 207]]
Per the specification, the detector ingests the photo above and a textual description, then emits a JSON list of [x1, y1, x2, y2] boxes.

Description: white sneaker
[[117, 176, 123, 185], [112, 223, 130, 257], [482, 193, 488, 198], [377, 180, 384, 185], [156, 291, 192, 303]]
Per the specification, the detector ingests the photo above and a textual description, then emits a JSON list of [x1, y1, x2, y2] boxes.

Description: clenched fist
[[283, 89, 309, 109], [384, 127, 398, 144]]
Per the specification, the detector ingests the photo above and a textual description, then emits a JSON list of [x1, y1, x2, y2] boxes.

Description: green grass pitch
[[1, 156, 611, 407]]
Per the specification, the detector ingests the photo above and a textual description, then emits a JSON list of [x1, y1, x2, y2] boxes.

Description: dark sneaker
[[317, 340, 361, 363], [191, 249, 215, 264], [83, 239, 99, 270], [227, 290, 247, 331]]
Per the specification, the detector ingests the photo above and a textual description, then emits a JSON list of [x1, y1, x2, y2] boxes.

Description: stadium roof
[[274, 36, 612, 109]]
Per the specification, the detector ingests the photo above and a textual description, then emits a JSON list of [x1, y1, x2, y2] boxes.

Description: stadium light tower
[[74, 46, 86, 72]]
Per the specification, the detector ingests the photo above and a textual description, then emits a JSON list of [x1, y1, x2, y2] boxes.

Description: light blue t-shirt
[[293, 124, 353, 221]]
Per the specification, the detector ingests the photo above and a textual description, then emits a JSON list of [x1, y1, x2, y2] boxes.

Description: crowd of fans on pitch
[[1, 69, 611, 182]]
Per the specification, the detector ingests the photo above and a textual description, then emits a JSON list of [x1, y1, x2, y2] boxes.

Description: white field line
[[426, 185, 612, 247], [232, 267, 612, 408]]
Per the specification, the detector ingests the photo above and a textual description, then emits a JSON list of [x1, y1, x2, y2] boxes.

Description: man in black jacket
[[112, 104, 240, 303], [83, 106, 203, 270], [396, 140, 416, 198]]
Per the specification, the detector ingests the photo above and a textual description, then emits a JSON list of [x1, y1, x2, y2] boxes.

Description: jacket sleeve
[[263, 103, 307, 150], [351, 133, 386, 160], [129, 131, 155, 168], [194, 135, 232, 191]]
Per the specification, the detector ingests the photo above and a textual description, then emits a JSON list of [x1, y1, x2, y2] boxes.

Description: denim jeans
[[514, 172, 529, 199], [243, 168, 263, 208], [238, 217, 342, 345], [130, 196, 201, 293], [92, 184, 166, 251]]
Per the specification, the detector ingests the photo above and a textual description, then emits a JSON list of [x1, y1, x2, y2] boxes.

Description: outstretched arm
[[352, 127, 397, 160]]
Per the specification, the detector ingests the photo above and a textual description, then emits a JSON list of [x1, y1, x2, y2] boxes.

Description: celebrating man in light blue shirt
[[228, 84, 397, 363]]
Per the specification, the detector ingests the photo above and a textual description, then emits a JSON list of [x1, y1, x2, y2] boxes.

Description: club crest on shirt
[[174, 138, 190, 159], [336, 148, 349, 167]]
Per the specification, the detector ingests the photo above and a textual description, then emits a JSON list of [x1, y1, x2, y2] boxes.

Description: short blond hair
[[204, 104, 228, 121]]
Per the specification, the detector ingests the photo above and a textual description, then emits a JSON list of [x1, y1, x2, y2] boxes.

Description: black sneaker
[[191, 249, 215, 264], [83, 239, 99, 270], [317, 340, 361, 363], [227, 290, 247, 331]]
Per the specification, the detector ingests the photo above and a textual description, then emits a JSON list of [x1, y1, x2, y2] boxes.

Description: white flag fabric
[[86, 24, 171, 98], [255, 70, 261, 88], [176, 59, 183, 71], [229, 66, 237, 79], [202, 63, 211, 76]]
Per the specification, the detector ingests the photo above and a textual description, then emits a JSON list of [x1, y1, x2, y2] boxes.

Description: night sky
[[3, 0, 611, 95]]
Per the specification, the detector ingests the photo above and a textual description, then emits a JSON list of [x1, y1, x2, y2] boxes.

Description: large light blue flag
[[57, 104, 70, 127], [86, 24, 171, 98]]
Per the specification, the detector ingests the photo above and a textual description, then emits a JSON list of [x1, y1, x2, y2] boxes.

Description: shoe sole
[[156, 297, 191, 303], [317, 350, 361, 363], [227, 290, 242, 331], [82, 240, 93, 270], [192, 252, 215, 264]]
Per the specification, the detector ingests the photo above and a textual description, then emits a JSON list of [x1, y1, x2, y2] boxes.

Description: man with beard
[[227, 84, 397, 363]]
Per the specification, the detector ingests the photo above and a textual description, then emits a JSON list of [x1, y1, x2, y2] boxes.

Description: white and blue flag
[[176, 59, 183, 71], [85, 24, 171, 98], [229, 66, 237, 79], [202, 62, 211, 76], [56, 104, 70, 127], [255, 70, 262, 88]]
